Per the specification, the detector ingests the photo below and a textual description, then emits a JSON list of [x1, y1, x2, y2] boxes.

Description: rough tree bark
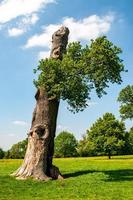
[[12, 26, 69, 180]]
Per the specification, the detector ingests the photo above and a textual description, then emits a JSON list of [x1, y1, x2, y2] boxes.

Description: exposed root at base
[[11, 165, 64, 181], [11, 173, 52, 181], [49, 165, 64, 180]]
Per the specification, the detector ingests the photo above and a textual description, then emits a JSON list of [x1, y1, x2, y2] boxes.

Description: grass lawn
[[0, 155, 133, 200]]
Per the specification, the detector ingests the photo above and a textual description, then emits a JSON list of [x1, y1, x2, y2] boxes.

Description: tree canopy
[[119, 127, 133, 155], [34, 36, 125, 113], [77, 135, 96, 157], [6, 139, 27, 159], [86, 113, 126, 158], [118, 85, 133, 120], [54, 131, 78, 157], [127, 127, 133, 154]]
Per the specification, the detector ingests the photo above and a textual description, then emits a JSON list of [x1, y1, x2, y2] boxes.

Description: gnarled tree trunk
[[12, 26, 69, 180]]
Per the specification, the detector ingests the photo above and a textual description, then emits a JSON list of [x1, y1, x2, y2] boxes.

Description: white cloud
[[21, 13, 39, 26], [25, 24, 60, 48], [0, 0, 56, 24], [25, 13, 114, 49], [63, 15, 114, 42], [38, 50, 50, 60], [12, 120, 28, 126], [8, 14, 39, 37], [8, 27, 25, 36]]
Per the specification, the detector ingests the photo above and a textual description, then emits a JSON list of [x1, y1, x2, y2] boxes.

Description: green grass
[[0, 155, 133, 200]]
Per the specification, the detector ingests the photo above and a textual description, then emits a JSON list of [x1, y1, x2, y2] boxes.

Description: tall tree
[[87, 113, 126, 159], [117, 85, 133, 120], [12, 27, 125, 180]]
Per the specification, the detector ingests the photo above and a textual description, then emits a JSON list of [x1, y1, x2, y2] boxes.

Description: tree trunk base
[[11, 165, 64, 181]]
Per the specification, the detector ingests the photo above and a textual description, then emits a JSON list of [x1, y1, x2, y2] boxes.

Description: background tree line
[[1, 123, 133, 159], [0, 85, 133, 159]]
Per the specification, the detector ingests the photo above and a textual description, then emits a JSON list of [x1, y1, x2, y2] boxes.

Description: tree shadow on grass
[[103, 169, 133, 182], [64, 170, 95, 178], [64, 169, 133, 182], [111, 156, 133, 160]]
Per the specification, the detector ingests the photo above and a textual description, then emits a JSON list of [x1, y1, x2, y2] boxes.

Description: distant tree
[[54, 131, 78, 157], [8, 139, 27, 159], [77, 135, 96, 157], [129, 128, 133, 152], [0, 148, 5, 159], [123, 127, 133, 155], [118, 85, 133, 120], [4, 150, 10, 159], [87, 113, 126, 159]]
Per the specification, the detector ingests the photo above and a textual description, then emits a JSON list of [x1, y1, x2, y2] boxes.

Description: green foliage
[[79, 113, 126, 158], [6, 139, 28, 159], [118, 85, 133, 120], [77, 135, 96, 157], [4, 150, 10, 159], [85, 37, 125, 96], [54, 131, 78, 157], [0, 148, 4, 159], [34, 36, 125, 113], [126, 127, 133, 154], [129, 128, 133, 151]]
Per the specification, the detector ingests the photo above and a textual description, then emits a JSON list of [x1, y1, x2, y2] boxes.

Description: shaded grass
[[0, 156, 133, 200]]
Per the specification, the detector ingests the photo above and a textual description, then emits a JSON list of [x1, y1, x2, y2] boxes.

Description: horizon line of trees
[[1, 114, 133, 159], [1, 124, 133, 159], [0, 85, 133, 159]]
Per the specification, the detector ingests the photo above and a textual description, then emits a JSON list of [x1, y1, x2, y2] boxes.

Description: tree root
[[50, 165, 64, 180], [11, 165, 63, 181]]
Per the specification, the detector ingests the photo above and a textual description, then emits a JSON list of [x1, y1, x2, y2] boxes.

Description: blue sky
[[0, 0, 132, 150]]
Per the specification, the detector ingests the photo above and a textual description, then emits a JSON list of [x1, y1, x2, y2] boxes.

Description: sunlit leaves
[[87, 113, 126, 158], [118, 85, 133, 120], [34, 36, 125, 113]]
